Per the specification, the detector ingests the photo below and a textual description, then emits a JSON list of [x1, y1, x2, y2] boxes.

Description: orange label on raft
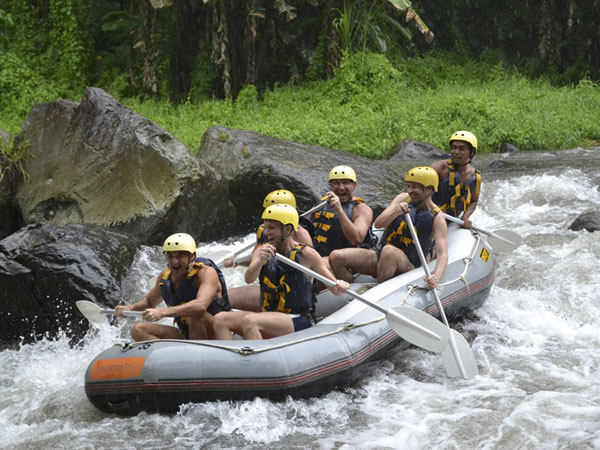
[[90, 356, 145, 380], [480, 247, 490, 263]]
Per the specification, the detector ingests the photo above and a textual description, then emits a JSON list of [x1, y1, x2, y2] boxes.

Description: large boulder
[[14, 88, 236, 245], [0, 223, 140, 344], [197, 126, 429, 228]]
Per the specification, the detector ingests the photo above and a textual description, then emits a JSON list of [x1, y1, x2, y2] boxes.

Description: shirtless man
[[116, 233, 230, 341], [311, 165, 374, 274], [213, 204, 348, 340], [225, 189, 312, 312], [329, 167, 448, 288]]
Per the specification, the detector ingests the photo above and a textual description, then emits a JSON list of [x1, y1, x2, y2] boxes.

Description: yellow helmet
[[262, 189, 297, 208], [405, 166, 439, 192], [328, 165, 357, 182], [449, 130, 478, 155], [261, 204, 299, 231], [162, 233, 196, 253]]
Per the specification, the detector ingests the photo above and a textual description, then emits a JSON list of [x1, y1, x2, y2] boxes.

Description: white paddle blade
[[387, 306, 450, 354], [76, 300, 108, 324], [440, 330, 478, 379], [486, 230, 522, 252]]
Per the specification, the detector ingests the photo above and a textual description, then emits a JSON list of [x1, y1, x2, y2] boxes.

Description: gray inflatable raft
[[84, 224, 495, 415]]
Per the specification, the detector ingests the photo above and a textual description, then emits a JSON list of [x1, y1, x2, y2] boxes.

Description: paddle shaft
[[404, 214, 449, 326], [443, 213, 518, 247], [274, 253, 447, 345], [301, 200, 328, 217], [101, 308, 142, 318], [274, 253, 386, 315], [405, 213, 474, 378]]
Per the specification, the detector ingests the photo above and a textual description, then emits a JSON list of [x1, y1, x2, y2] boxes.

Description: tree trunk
[[208, 0, 232, 98], [538, 0, 563, 65], [141, 0, 159, 94]]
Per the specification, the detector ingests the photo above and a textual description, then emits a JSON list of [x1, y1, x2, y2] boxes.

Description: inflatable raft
[[84, 224, 496, 415]]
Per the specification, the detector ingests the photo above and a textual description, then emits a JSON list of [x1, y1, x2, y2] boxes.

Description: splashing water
[[2, 150, 600, 449]]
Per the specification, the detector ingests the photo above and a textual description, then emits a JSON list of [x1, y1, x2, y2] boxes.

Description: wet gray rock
[[569, 209, 600, 232], [0, 223, 140, 344], [388, 139, 445, 160], [198, 126, 420, 224], [500, 143, 520, 153], [14, 88, 236, 245]]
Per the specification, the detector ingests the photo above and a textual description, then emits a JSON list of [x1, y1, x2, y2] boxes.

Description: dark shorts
[[207, 296, 231, 315], [292, 314, 312, 332]]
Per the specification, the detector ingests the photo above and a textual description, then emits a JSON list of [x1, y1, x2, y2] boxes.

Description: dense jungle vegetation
[[1, 0, 599, 159]]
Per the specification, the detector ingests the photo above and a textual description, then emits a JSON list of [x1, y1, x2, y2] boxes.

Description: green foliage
[[0, 135, 31, 184], [1, 50, 599, 158], [115, 51, 600, 158], [0, 52, 66, 131], [235, 84, 259, 107], [47, 0, 88, 92], [332, 0, 411, 57]]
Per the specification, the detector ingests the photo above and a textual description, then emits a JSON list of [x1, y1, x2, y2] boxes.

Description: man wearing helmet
[[213, 204, 349, 340], [311, 165, 374, 267], [223, 189, 312, 269], [329, 167, 448, 288], [224, 189, 313, 312], [115, 233, 231, 341], [431, 130, 481, 229]]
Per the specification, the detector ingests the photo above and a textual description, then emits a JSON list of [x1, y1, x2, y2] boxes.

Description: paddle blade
[[76, 300, 109, 324], [486, 230, 522, 252], [387, 306, 450, 353], [440, 330, 478, 379]]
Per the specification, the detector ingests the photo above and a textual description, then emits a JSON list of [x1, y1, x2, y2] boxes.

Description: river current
[[2, 148, 599, 449]]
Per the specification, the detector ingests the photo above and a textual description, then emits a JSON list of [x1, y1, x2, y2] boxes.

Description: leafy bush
[[1, 51, 599, 157]]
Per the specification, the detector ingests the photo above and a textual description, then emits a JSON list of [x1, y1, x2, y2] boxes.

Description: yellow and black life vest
[[432, 160, 481, 217], [159, 257, 230, 337], [259, 244, 314, 315], [379, 204, 441, 267]]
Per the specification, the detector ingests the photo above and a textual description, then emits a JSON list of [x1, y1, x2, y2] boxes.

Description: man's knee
[[131, 322, 147, 341], [213, 312, 229, 328]]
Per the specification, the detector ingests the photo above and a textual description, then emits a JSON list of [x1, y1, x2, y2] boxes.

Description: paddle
[[212, 200, 329, 267], [76, 300, 142, 325], [274, 253, 450, 353], [443, 213, 522, 252], [405, 213, 478, 379]]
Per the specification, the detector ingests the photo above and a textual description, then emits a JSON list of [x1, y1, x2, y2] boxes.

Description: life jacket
[[260, 244, 315, 316], [312, 198, 374, 256], [432, 159, 481, 217], [256, 224, 269, 245], [379, 204, 441, 267], [159, 257, 230, 337]]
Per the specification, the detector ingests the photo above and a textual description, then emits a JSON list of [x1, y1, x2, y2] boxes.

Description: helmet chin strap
[[280, 224, 288, 243]]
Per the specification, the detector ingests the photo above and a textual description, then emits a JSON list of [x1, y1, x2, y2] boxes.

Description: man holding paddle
[[225, 189, 314, 312], [311, 165, 375, 260], [431, 130, 481, 229], [329, 166, 448, 288], [213, 204, 349, 340], [115, 233, 230, 341]]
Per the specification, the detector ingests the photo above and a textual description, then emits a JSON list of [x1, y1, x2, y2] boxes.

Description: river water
[[2, 148, 599, 449]]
